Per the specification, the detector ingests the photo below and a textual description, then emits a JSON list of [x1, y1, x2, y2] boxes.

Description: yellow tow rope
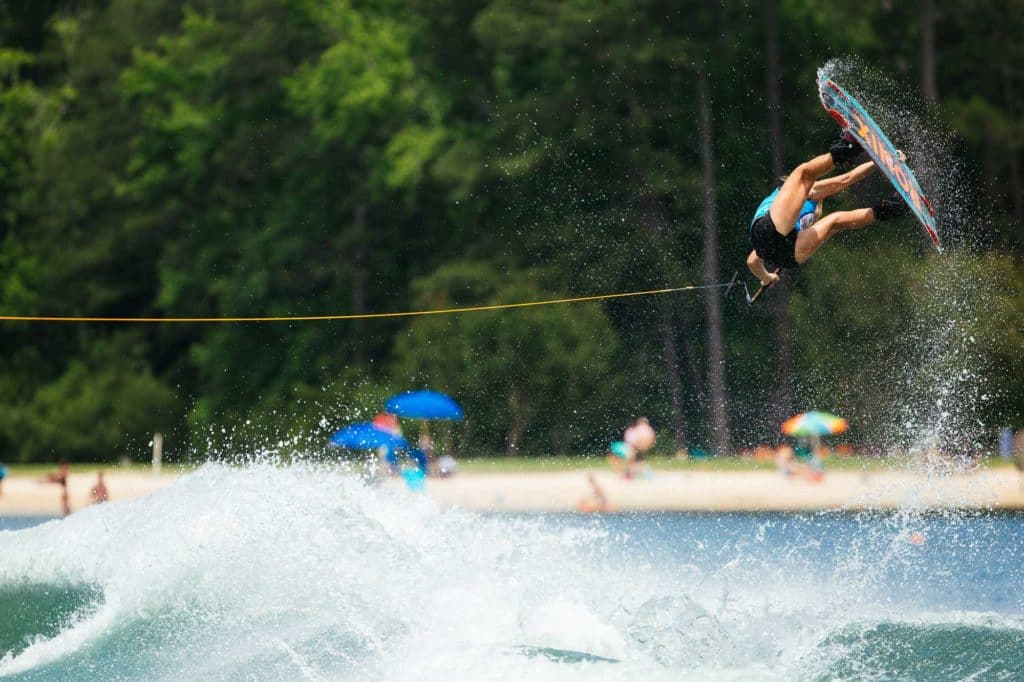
[[0, 280, 735, 324]]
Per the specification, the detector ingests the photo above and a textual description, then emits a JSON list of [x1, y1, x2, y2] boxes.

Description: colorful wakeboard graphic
[[817, 73, 940, 249]]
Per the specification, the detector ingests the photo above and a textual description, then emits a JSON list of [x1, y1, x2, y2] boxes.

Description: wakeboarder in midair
[[746, 134, 909, 286]]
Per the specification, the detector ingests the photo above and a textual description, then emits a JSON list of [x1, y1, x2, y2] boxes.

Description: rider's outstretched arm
[[746, 250, 778, 286], [807, 160, 876, 201], [809, 150, 906, 201]]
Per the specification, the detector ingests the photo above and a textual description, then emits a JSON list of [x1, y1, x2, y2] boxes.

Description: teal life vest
[[750, 187, 819, 233]]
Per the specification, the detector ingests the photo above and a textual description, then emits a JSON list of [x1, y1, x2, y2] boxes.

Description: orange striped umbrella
[[781, 411, 849, 437]]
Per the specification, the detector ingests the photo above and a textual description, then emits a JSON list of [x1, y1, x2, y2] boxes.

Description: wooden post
[[152, 432, 163, 477]]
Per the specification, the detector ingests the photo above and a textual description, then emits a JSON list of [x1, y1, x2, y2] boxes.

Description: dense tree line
[[0, 0, 1021, 462]]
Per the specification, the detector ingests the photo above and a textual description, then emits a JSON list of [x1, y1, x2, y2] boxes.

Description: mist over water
[[1, 464, 1022, 681], [817, 58, 1002, 466]]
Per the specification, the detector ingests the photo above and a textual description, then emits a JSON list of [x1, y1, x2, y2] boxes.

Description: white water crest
[[1, 462, 1022, 681]]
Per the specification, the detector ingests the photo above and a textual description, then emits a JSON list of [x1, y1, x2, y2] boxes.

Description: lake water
[[1, 462, 1021, 680]]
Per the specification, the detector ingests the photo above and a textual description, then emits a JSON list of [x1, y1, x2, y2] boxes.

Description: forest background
[[0, 0, 1021, 462]]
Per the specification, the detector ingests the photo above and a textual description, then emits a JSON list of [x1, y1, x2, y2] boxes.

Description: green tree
[[0, 332, 181, 461], [117, 1, 457, 438], [0, 0, 1021, 463], [392, 260, 621, 454]]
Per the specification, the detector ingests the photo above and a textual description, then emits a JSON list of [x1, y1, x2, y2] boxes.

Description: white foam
[[0, 463, 1020, 680]]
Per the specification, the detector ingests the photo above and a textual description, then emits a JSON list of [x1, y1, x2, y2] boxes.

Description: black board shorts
[[750, 213, 798, 271]]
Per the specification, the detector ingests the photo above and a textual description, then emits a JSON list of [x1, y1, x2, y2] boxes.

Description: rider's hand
[[761, 272, 780, 287], [896, 149, 907, 162]]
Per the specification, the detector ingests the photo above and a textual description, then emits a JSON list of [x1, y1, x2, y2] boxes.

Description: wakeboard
[[817, 73, 940, 249]]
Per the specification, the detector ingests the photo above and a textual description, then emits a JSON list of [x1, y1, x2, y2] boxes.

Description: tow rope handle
[[741, 269, 780, 306]]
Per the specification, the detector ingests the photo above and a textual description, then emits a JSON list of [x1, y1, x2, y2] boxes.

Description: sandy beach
[[2, 466, 1024, 517], [396, 468, 1024, 512], [0, 472, 180, 518]]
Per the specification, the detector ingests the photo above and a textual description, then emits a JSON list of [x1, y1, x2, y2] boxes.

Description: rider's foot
[[829, 132, 864, 167], [871, 193, 910, 221]]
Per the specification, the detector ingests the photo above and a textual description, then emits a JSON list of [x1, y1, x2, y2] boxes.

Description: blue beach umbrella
[[384, 390, 464, 421], [329, 422, 410, 451]]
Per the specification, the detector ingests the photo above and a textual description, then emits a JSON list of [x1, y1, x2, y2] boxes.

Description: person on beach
[[418, 428, 436, 476], [577, 473, 615, 513], [408, 447, 430, 476], [437, 453, 457, 478], [774, 445, 824, 483], [747, 134, 910, 285], [623, 418, 656, 479], [90, 471, 109, 504], [624, 418, 656, 453], [607, 440, 635, 478], [42, 460, 71, 516]]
